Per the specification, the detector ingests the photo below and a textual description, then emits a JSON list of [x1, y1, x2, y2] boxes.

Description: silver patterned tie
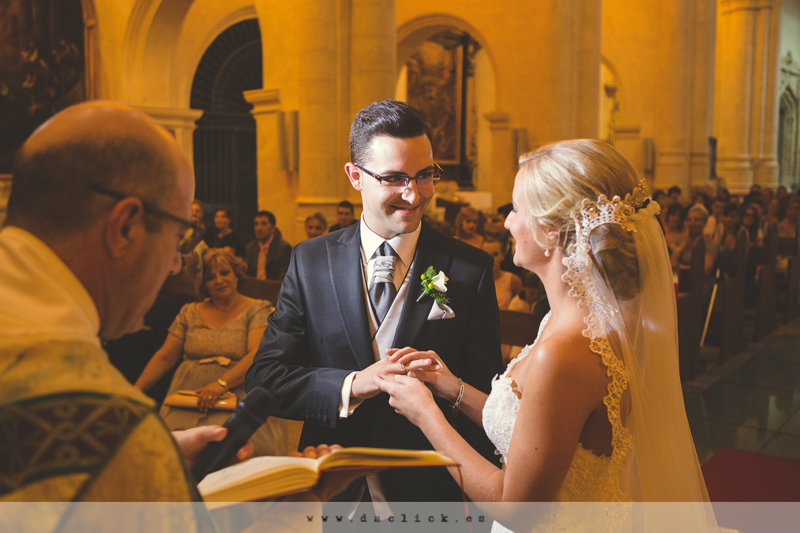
[[369, 242, 398, 324]]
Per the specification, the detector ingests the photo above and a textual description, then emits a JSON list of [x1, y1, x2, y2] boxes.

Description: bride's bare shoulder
[[523, 329, 609, 391]]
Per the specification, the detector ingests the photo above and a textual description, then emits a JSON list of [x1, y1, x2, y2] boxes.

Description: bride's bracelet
[[450, 378, 465, 409]]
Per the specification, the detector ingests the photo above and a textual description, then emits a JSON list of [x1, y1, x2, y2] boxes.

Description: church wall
[[779, 0, 800, 187], [600, 0, 660, 182], [781, 0, 800, 64], [397, 0, 602, 208]]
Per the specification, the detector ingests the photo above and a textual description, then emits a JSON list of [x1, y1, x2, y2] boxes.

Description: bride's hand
[[386, 347, 461, 404], [374, 373, 440, 428]]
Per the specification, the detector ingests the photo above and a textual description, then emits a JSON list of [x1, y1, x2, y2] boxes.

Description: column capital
[[132, 106, 203, 131], [483, 110, 510, 130], [720, 0, 773, 15], [244, 89, 282, 115]]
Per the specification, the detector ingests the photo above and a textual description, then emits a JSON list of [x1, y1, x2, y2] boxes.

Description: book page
[[198, 455, 317, 499], [318, 447, 458, 471]]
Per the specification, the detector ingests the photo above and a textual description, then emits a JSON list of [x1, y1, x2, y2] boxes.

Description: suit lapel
[[327, 224, 375, 369], [394, 223, 453, 347]]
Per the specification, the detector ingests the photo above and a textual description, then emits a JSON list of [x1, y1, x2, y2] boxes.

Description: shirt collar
[[259, 233, 274, 252], [359, 219, 421, 268]]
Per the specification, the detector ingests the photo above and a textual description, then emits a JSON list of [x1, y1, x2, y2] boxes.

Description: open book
[[197, 447, 457, 503]]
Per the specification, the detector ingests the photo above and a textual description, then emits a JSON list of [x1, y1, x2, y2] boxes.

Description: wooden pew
[[499, 309, 543, 347], [748, 223, 777, 340], [238, 276, 283, 305], [776, 221, 800, 323], [718, 228, 748, 361], [677, 237, 705, 380]]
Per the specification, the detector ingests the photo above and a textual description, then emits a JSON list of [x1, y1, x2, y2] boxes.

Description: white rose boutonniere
[[417, 266, 450, 304]]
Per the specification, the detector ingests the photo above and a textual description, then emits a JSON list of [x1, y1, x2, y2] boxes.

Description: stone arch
[[396, 14, 498, 195], [397, 14, 497, 84], [173, 4, 258, 109], [121, 0, 257, 108]]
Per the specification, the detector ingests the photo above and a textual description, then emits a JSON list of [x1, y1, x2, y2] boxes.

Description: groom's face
[[347, 134, 434, 239]]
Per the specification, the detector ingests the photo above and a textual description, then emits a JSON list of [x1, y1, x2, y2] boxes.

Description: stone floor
[[684, 314, 800, 464]]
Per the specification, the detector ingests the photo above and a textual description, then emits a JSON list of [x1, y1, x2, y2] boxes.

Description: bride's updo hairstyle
[[518, 139, 642, 299]]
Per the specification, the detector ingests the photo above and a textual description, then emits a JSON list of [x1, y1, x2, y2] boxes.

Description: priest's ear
[[104, 197, 147, 258]]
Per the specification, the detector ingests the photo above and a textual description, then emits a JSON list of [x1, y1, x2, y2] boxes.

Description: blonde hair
[[518, 139, 640, 252], [519, 139, 643, 299], [199, 248, 247, 298], [455, 206, 480, 239]]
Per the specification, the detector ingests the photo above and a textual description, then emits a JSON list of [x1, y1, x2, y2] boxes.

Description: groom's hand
[[351, 357, 410, 399]]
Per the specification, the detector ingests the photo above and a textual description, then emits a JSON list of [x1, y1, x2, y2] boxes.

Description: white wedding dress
[[479, 185, 716, 532], [483, 312, 632, 533]]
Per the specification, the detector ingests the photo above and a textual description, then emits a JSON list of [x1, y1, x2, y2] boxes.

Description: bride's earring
[[544, 248, 551, 258]]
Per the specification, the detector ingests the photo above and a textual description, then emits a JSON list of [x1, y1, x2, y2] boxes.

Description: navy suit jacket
[[245, 221, 503, 501]]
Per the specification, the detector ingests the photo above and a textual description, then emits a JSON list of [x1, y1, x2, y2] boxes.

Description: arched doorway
[[190, 18, 262, 245]]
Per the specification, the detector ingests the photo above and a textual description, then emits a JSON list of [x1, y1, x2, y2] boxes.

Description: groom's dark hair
[[349, 100, 432, 166]]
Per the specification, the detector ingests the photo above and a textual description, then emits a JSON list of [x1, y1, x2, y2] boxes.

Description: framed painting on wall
[[406, 40, 462, 165]]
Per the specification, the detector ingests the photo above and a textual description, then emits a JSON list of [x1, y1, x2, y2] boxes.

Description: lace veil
[[562, 183, 717, 532]]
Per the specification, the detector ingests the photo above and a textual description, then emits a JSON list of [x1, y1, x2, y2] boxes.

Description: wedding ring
[[399, 363, 407, 374]]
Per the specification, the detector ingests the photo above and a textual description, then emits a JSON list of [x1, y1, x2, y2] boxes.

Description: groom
[[246, 100, 503, 502]]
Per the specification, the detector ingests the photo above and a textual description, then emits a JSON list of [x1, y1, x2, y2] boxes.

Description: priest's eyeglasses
[[87, 183, 205, 254], [355, 163, 443, 190]]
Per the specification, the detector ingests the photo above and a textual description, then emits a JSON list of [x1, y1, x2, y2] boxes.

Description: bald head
[[7, 101, 189, 238]]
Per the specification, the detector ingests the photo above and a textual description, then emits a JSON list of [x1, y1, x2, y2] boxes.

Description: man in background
[[328, 200, 357, 232], [246, 210, 292, 281]]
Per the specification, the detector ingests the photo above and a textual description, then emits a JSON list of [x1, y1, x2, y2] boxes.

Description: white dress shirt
[[338, 220, 421, 418]]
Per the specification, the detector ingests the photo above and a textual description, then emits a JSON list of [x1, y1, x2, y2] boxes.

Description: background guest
[[742, 203, 764, 246], [304, 212, 328, 239], [778, 197, 800, 238], [205, 204, 244, 257], [455, 205, 484, 248], [328, 200, 357, 232], [183, 199, 209, 295], [671, 204, 718, 277], [652, 189, 669, 230], [506, 271, 549, 363], [136, 248, 290, 457], [664, 202, 686, 253], [717, 203, 743, 276], [704, 196, 727, 246], [482, 234, 522, 310], [245, 210, 292, 281], [763, 197, 781, 234]]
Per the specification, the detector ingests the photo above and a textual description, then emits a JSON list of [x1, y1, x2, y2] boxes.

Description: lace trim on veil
[[560, 181, 659, 500]]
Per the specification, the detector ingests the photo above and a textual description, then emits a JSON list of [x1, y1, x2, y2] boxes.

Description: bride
[[376, 139, 716, 532]]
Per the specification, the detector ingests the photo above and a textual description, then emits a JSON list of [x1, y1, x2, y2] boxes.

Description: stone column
[[244, 89, 301, 243], [350, 0, 396, 116], [689, 0, 716, 186], [575, 0, 602, 139], [294, 0, 340, 220], [133, 106, 203, 165], [653, 0, 693, 190], [484, 110, 515, 209], [715, 0, 775, 190], [754, 2, 780, 187]]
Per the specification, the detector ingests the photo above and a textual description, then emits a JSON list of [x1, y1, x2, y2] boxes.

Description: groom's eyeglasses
[[87, 183, 205, 254], [356, 163, 443, 190]]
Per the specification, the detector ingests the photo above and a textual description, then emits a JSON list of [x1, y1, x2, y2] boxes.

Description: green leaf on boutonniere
[[417, 266, 450, 304]]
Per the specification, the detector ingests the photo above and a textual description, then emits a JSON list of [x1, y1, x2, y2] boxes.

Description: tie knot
[[373, 242, 396, 260]]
